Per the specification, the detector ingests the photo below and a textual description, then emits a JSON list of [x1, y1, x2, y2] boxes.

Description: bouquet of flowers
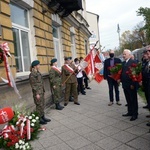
[[108, 63, 122, 81], [126, 62, 142, 82], [0, 110, 41, 150]]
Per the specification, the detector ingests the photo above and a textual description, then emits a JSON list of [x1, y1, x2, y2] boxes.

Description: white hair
[[123, 49, 131, 55]]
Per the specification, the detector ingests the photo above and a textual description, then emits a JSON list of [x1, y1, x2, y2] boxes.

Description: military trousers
[[33, 92, 45, 117], [53, 85, 61, 104], [64, 82, 78, 103]]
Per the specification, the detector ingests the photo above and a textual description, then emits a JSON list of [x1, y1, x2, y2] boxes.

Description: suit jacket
[[104, 57, 121, 79], [121, 59, 137, 89]]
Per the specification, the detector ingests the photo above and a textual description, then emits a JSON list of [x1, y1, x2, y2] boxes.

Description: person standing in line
[[49, 58, 64, 110], [29, 60, 51, 124], [121, 49, 138, 121], [61, 57, 80, 106], [74, 58, 86, 95], [145, 46, 150, 126], [103, 50, 121, 106], [141, 50, 149, 109], [79, 57, 91, 90]]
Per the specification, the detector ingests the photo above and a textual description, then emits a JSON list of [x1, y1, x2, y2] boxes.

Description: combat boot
[[55, 103, 63, 110], [39, 117, 47, 125], [42, 115, 51, 122], [58, 103, 64, 109]]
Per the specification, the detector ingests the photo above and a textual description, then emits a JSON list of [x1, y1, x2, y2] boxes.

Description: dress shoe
[[130, 116, 137, 121], [81, 92, 86, 95], [74, 102, 80, 105], [116, 101, 122, 106], [86, 87, 91, 89], [39, 118, 47, 125], [122, 113, 132, 117], [143, 105, 148, 109], [146, 122, 150, 126], [64, 103, 68, 106], [108, 102, 113, 106]]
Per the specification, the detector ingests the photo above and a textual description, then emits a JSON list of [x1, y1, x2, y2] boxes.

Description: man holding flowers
[[120, 49, 139, 121], [104, 50, 122, 106]]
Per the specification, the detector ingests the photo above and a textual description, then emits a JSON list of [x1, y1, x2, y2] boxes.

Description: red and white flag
[[80, 49, 104, 83], [81, 51, 94, 80], [94, 54, 103, 83]]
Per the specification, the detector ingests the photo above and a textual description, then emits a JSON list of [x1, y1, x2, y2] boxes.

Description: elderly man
[[121, 49, 138, 121], [104, 50, 121, 106]]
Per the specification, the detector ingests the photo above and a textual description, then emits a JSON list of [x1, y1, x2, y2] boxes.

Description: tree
[[137, 7, 150, 44]]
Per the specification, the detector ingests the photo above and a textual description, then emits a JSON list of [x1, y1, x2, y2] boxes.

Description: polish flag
[[94, 54, 103, 83]]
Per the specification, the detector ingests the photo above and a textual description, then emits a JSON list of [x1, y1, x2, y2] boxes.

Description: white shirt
[[75, 64, 83, 78]]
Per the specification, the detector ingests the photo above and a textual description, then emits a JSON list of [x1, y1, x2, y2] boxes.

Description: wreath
[[0, 47, 3, 64]]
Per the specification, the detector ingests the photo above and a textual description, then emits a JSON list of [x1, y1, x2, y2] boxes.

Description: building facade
[[0, 0, 91, 109], [86, 11, 101, 50]]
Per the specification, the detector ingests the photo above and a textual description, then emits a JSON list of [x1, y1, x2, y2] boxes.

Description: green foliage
[[137, 7, 150, 44]]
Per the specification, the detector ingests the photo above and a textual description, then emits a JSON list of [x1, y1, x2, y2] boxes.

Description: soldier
[[61, 57, 80, 106], [49, 58, 64, 110], [29, 60, 51, 125]]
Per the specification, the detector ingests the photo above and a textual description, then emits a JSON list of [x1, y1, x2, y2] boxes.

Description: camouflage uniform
[[29, 69, 45, 117], [49, 68, 62, 104], [61, 63, 78, 104]]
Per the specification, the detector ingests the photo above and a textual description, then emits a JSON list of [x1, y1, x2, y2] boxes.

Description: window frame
[[11, 3, 32, 76]]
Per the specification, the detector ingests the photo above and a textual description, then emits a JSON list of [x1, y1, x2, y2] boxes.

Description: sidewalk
[[31, 80, 150, 150]]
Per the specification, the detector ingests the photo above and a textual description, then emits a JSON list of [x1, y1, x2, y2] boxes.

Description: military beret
[[50, 58, 57, 65], [64, 57, 69, 61], [31, 60, 40, 67]]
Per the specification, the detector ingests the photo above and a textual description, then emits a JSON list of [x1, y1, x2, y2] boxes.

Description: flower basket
[[0, 110, 42, 150]]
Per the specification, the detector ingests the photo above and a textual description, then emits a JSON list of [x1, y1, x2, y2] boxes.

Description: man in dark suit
[[121, 49, 138, 121], [104, 50, 121, 106]]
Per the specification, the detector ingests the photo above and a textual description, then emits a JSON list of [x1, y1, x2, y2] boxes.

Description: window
[[10, 3, 31, 73], [52, 25, 61, 67]]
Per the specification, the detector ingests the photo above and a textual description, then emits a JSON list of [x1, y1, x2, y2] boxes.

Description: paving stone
[[114, 144, 136, 150], [73, 125, 95, 135], [38, 135, 63, 148], [57, 130, 79, 141], [86, 121, 107, 130], [46, 142, 72, 150], [112, 120, 133, 130], [78, 144, 103, 150], [50, 125, 70, 134], [111, 131, 137, 143], [82, 131, 106, 142], [67, 136, 91, 149], [125, 126, 148, 136], [127, 137, 150, 150], [95, 137, 122, 150], [98, 125, 120, 136]]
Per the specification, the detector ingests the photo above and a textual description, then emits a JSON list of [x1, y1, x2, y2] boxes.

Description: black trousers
[[77, 77, 84, 93], [147, 78, 150, 110], [123, 87, 138, 117], [107, 77, 120, 102], [143, 80, 149, 106]]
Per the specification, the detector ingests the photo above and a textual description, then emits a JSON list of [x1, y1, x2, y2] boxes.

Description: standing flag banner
[[80, 41, 104, 83], [93, 54, 103, 83], [0, 42, 22, 98]]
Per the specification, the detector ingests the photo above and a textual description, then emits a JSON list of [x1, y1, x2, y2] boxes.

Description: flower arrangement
[[126, 62, 142, 82], [0, 111, 41, 150], [108, 63, 122, 81]]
